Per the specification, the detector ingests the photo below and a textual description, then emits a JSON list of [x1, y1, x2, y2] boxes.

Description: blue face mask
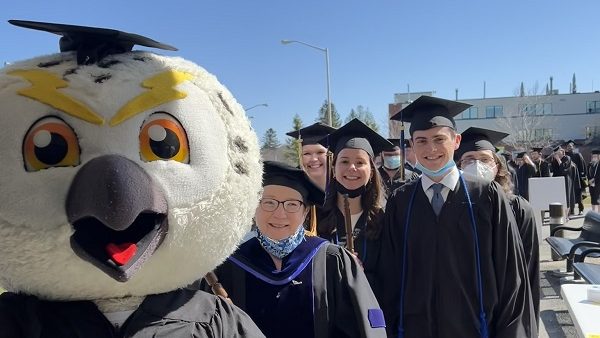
[[383, 155, 401, 170], [415, 159, 456, 178], [256, 224, 305, 259]]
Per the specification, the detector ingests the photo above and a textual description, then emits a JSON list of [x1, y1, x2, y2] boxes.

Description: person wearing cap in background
[[456, 127, 540, 329], [286, 122, 337, 191], [379, 139, 419, 199], [588, 149, 600, 212], [378, 96, 536, 338], [316, 118, 391, 299], [564, 140, 587, 214], [551, 146, 580, 215], [530, 147, 550, 177], [403, 139, 421, 175], [515, 152, 536, 201], [202, 161, 386, 338]]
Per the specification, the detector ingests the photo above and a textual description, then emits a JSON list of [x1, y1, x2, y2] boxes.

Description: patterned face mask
[[256, 224, 305, 259]]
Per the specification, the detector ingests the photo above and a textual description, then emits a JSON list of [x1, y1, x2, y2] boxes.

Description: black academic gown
[[516, 163, 536, 200], [317, 207, 384, 300], [378, 166, 419, 198], [0, 288, 264, 338], [378, 176, 536, 338], [566, 151, 587, 199], [508, 195, 540, 329], [507, 164, 519, 195], [204, 236, 386, 338], [551, 156, 576, 210], [532, 159, 550, 178], [588, 161, 600, 205]]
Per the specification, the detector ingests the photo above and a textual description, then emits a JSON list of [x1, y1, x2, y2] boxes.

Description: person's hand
[[349, 250, 364, 268]]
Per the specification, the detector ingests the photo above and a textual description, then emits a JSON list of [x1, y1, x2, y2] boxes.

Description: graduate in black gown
[[530, 147, 550, 177], [379, 138, 419, 199], [501, 151, 519, 195], [515, 152, 536, 200], [565, 140, 587, 214], [286, 122, 337, 191], [203, 161, 386, 338], [378, 96, 536, 338], [315, 119, 393, 299], [551, 147, 579, 214], [455, 127, 539, 329], [588, 149, 600, 212]]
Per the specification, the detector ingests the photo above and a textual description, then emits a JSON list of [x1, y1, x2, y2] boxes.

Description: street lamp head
[[280, 39, 293, 45]]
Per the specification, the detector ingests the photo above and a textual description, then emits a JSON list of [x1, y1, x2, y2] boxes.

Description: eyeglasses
[[460, 157, 496, 167], [259, 198, 304, 213]]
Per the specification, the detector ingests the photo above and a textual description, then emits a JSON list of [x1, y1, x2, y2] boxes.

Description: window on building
[[533, 128, 553, 141], [586, 101, 600, 113], [459, 107, 478, 119], [485, 105, 503, 118], [586, 126, 600, 139], [519, 103, 551, 116]]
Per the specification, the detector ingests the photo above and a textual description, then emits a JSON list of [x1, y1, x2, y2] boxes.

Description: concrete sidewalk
[[538, 208, 600, 338]]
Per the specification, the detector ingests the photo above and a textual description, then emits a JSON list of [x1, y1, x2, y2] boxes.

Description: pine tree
[[316, 100, 342, 128], [284, 114, 303, 166], [345, 105, 379, 132], [261, 128, 280, 150]]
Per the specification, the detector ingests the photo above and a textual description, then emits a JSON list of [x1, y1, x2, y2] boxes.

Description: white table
[[560, 284, 600, 338]]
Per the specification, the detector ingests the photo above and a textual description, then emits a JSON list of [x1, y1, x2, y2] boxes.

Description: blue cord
[[397, 175, 488, 338]]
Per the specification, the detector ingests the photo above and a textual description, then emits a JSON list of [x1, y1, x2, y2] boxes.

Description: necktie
[[431, 183, 444, 217]]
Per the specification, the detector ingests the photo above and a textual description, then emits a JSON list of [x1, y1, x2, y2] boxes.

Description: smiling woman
[[201, 161, 386, 338]]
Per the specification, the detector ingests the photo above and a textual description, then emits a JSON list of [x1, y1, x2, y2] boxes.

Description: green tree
[[316, 100, 342, 128], [284, 114, 303, 166], [345, 108, 359, 123], [345, 105, 379, 132], [261, 128, 280, 150]]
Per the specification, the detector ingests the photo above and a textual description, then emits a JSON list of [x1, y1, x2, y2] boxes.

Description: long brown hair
[[317, 155, 384, 240], [493, 152, 515, 197]]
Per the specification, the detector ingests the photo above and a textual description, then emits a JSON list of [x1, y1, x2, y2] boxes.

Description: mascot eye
[[23, 116, 81, 172], [140, 112, 189, 163]]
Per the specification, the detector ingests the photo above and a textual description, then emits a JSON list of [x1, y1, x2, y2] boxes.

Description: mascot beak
[[66, 155, 168, 282]]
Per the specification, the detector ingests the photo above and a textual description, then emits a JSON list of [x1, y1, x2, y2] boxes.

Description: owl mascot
[[0, 20, 265, 337]]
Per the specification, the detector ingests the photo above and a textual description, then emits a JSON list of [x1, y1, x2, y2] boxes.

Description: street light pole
[[244, 103, 268, 111], [281, 39, 332, 127]]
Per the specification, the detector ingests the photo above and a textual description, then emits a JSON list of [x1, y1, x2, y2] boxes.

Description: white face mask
[[462, 160, 496, 183]]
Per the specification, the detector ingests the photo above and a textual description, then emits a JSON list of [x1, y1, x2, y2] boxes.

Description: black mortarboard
[[318, 118, 393, 158], [516, 152, 526, 159], [562, 140, 578, 146], [455, 127, 508, 160], [531, 147, 543, 152], [387, 138, 401, 147], [592, 149, 600, 155], [9, 20, 177, 65], [553, 146, 561, 152], [262, 161, 324, 206], [286, 122, 336, 146], [390, 95, 472, 134]]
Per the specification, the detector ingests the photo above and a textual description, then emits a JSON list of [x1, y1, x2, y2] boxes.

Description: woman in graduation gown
[[203, 161, 386, 338], [455, 127, 540, 329], [314, 119, 392, 300], [379, 96, 536, 338]]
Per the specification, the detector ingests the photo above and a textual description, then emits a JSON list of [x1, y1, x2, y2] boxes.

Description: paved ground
[[538, 208, 600, 338]]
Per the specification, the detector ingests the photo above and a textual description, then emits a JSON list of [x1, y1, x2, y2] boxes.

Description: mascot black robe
[[378, 176, 536, 338], [0, 288, 264, 337], [203, 236, 386, 338]]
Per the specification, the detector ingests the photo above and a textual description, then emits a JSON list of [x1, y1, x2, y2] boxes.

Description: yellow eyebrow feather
[[110, 70, 193, 126], [8, 69, 104, 125]]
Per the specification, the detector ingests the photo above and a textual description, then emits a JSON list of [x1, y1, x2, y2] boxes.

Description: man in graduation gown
[[564, 141, 587, 214], [551, 147, 578, 215], [379, 139, 419, 198], [501, 151, 519, 195], [515, 152, 536, 201], [530, 147, 550, 177], [588, 149, 600, 212], [379, 96, 536, 338]]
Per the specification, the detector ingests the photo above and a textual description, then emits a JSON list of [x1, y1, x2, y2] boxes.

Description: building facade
[[389, 91, 600, 150]]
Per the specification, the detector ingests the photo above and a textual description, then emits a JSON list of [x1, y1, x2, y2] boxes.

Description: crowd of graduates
[[203, 95, 600, 338]]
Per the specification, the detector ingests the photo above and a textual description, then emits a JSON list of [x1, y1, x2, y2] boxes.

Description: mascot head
[[0, 20, 262, 300]]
